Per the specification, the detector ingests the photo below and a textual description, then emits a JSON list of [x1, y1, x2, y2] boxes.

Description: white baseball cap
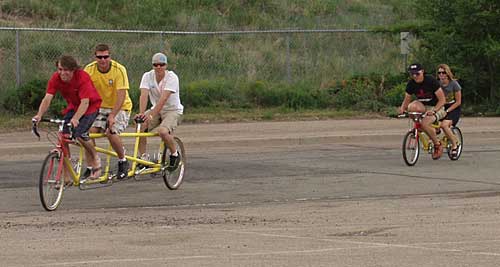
[[152, 53, 167, 64]]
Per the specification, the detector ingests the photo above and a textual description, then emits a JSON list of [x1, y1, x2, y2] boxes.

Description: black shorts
[[63, 110, 98, 141], [444, 104, 461, 126]]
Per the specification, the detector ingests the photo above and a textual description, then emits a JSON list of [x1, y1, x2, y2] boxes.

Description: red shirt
[[46, 69, 102, 115]]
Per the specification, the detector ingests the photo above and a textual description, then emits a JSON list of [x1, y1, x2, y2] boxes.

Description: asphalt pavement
[[1, 117, 500, 161], [1, 117, 500, 267]]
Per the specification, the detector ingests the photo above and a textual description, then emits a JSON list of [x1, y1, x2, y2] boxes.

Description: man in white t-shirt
[[136, 53, 184, 171]]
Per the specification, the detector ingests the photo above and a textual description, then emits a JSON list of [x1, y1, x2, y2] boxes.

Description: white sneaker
[[137, 153, 150, 170]]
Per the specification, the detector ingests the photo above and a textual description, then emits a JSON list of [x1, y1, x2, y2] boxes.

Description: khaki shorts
[[146, 109, 182, 133], [425, 106, 447, 122], [91, 108, 130, 134]]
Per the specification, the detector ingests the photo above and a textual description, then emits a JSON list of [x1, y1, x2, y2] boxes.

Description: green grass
[[1, 0, 415, 29]]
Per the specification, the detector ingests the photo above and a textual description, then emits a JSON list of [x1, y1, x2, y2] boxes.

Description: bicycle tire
[[39, 151, 65, 211], [161, 137, 186, 190], [402, 131, 420, 166], [448, 127, 463, 161]]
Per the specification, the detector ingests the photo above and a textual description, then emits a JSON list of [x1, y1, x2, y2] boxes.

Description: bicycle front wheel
[[402, 131, 420, 166], [448, 127, 463, 161], [161, 137, 186, 190], [39, 151, 65, 211]]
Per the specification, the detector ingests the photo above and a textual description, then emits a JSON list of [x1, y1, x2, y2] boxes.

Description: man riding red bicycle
[[32, 55, 102, 186], [398, 63, 447, 160]]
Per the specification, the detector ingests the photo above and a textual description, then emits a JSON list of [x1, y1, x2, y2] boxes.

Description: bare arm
[[111, 89, 126, 116], [433, 88, 446, 111], [149, 90, 172, 118], [399, 93, 412, 114], [33, 93, 54, 122], [446, 90, 462, 113], [70, 98, 90, 128], [108, 89, 127, 128]]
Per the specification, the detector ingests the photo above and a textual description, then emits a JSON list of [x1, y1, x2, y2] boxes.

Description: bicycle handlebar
[[31, 119, 40, 140], [397, 111, 427, 119], [32, 118, 72, 140]]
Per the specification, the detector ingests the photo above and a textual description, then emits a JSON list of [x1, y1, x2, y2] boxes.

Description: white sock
[[171, 151, 178, 157], [119, 158, 127, 162]]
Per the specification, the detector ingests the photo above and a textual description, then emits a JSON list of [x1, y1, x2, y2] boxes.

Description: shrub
[[245, 81, 331, 110], [330, 77, 377, 110], [281, 83, 331, 110], [2, 78, 65, 116], [182, 79, 246, 108], [383, 82, 406, 106], [326, 73, 407, 111]]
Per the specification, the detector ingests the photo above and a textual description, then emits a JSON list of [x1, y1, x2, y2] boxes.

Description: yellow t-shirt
[[84, 60, 133, 111]]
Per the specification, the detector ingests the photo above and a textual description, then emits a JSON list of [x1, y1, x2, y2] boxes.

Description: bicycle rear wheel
[[402, 131, 420, 166], [161, 137, 186, 190], [39, 151, 65, 211], [448, 127, 463, 160]]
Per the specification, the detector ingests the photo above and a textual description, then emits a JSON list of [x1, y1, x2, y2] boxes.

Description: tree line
[[412, 0, 499, 113]]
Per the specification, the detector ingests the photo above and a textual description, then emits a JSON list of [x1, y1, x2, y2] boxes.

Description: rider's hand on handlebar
[[134, 113, 145, 120], [70, 117, 79, 128], [32, 115, 41, 125], [31, 115, 41, 139], [134, 113, 148, 124], [135, 113, 146, 121]]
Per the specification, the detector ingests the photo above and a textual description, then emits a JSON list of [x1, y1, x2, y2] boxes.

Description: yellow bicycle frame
[[67, 130, 166, 186], [417, 122, 449, 153]]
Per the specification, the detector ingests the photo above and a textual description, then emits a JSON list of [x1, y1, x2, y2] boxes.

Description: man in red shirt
[[33, 55, 102, 184]]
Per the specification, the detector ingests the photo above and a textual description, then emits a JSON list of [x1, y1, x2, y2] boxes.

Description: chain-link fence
[[0, 27, 404, 100]]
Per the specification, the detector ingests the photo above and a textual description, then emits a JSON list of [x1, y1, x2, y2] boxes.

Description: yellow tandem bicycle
[[32, 117, 186, 211], [399, 111, 463, 166]]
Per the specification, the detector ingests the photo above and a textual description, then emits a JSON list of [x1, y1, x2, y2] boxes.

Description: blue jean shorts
[[63, 110, 98, 141]]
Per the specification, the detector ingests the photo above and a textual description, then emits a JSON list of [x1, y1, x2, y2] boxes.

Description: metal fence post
[[400, 32, 412, 71], [15, 30, 20, 87], [286, 34, 291, 83], [160, 32, 164, 51]]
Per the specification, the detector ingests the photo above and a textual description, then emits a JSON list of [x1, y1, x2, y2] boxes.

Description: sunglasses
[[410, 72, 422, 76], [153, 63, 166, 67], [95, 55, 110, 59], [437, 71, 446, 74]]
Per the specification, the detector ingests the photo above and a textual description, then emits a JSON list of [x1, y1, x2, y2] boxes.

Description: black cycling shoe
[[117, 160, 129, 180], [167, 154, 180, 171]]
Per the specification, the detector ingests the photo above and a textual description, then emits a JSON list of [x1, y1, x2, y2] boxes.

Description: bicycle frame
[[83, 129, 166, 185], [408, 118, 448, 153], [400, 111, 463, 166]]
